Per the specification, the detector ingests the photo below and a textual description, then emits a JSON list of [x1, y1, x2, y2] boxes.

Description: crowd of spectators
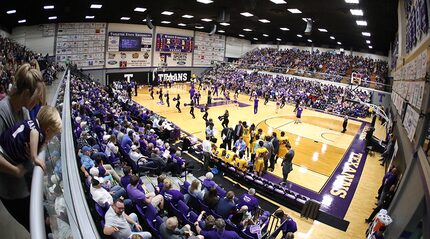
[[70, 72, 298, 239], [236, 48, 389, 89], [203, 65, 372, 118]]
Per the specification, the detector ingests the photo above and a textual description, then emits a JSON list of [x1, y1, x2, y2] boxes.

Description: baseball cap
[[82, 146, 92, 153]]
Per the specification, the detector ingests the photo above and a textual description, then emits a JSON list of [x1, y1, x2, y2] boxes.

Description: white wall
[[0, 29, 10, 38], [11, 24, 55, 55], [225, 36, 251, 58]]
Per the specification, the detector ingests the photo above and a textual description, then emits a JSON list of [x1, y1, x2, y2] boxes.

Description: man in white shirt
[[90, 179, 128, 207], [104, 199, 151, 239], [202, 137, 213, 170]]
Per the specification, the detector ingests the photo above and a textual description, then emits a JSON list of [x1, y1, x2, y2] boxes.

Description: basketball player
[[342, 116, 348, 133], [158, 87, 163, 103], [264, 91, 270, 105], [280, 94, 286, 109], [175, 94, 181, 113], [294, 106, 303, 124], [254, 96, 259, 114], [275, 96, 281, 114]]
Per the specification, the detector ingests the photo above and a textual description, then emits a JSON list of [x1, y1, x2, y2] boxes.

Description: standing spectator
[[233, 121, 243, 143], [274, 209, 297, 238], [221, 127, 234, 150], [379, 136, 396, 166], [103, 198, 151, 239], [202, 137, 213, 171], [342, 116, 348, 133], [281, 143, 294, 184], [270, 132, 280, 171]]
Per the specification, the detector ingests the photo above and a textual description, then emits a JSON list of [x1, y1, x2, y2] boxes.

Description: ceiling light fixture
[[18, 19, 26, 23], [297, 34, 303, 38], [288, 9, 302, 14], [85, 16, 95, 19], [218, 30, 225, 33], [270, 0, 287, 4], [280, 27, 290, 31], [362, 32, 371, 36], [161, 21, 171, 24], [345, 0, 359, 3], [182, 14, 194, 18], [120, 17, 130, 20], [366, 40, 371, 44], [356, 20, 367, 26], [161, 11, 174, 15], [239, 34, 245, 37], [196, 0, 213, 4], [195, 26, 204, 29], [259, 19, 271, 23], [263, 34, 269, 37], [330, 36, 335, 39], [240, 12, 254, 17], [90, 4, 102, 9], [201, 18, 212, 22], [48, 16, 57, 20], [350, 9, 363, 16], [220, 22, 230, 26], [318, 28, 328, 32], [307, 39, 312, 42], [243, 28, 252, 32], [6, 10, 16, 14], [368, 46, 373, 49], [337, 41, 342, 45], [44, 5, 55, 9], [178, 23, 186, 26], [276, 38, 282, 41], [253, 38, 258, 40], [134, 7, 147, 12]]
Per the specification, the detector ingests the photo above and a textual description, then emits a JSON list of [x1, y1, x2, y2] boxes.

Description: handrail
[[30, 70, 67, 239], [61, 69, 100, 239]]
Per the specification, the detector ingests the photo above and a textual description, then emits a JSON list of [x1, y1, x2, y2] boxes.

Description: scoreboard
[[156, 34, 193, 53]]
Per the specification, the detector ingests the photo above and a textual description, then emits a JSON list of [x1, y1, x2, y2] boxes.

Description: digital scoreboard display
[[119, 36, 142, 51], [156, 34, 193, 53]]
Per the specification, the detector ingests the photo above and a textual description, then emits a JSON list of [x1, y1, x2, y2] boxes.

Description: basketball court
[[133, 82, 386, 238]]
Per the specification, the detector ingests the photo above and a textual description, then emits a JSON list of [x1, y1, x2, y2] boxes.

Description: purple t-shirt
[[296, 107, 303, 117], [201, 229, 242, 239], [280, 217, 297, 233], [126, 184, 146, 204], [163, 189, 184, 204], [238, 193, 259, 212], [0, 119, 45, 164]]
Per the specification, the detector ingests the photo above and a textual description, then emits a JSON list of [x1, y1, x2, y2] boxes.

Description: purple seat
[[95, 202, 108, 218], [177, 200, 190, 216], [136, 204, 147, 218], [188, 211, 198, 223], [216, 186, 226, 198], [145, 204, 158, 221]]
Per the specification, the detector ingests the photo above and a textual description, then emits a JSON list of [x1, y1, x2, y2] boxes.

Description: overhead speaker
[[209, 24, 217, 36], [217, 10, 230, 23], [146, 15, 154, 29], [304, 18, 312, 35]]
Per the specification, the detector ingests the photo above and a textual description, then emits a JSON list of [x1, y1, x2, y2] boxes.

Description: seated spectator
[[230, 205, 251, 226], [121, 130, 134, 154], [196, 218, 241, 239], [187, 179, 204, 201], [126, 175, 164, 210], [159, 216, 199, 239], [90, 178, 127, 207], [203, 187, 219, 209], [162, 180, 185, 206], [237, 188, 259, 212], [103, 198, 151, 239], [202, 172, 218, 191], [80, 146, 95, 178], [195, 212, 216, 231], [215, 191, 236, 218], [120, 166, 143, 191]]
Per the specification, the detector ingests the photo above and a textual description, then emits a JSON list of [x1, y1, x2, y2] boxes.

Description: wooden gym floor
[[133, 83, 386, 239]]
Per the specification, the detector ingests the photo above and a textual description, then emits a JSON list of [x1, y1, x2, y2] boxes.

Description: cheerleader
[[149, 85, 154, 99], [202, 106, 209, 122], [219, 109, 229, 128], [280, 94, 286, 109], [165, 91, 170, 107], [158, 87, 163, 103], [189, 100, 195, 119], [175, 94, 181, 113]]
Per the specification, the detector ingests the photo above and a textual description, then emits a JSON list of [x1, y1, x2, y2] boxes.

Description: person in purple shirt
[[294, 106, 303, 124], [126, 175, 164, 210], [237, 188, 259, 212], [162, 180, 184, 206], [120, 166, 144, 191], [253, 96, 259, 114], [189, 87, 195, 101], [196, 218, 242, 239], [202, 172, 218, 191], [274, 209, 297, 238]]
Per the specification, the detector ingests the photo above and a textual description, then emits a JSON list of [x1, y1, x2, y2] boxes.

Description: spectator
[[203, 187, 220, 209], [237, 188, 259, 212], [159, 216, 199, 239], [187, 179, 204, 201], [202, 172, 218, 190], [103, 198, 151, 239], [90, 178, 127, 207], [162, 180, 185, 206], [215, 191, 236, 218], [126, 175, 164, 210], [196, 218, 242, 239]]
